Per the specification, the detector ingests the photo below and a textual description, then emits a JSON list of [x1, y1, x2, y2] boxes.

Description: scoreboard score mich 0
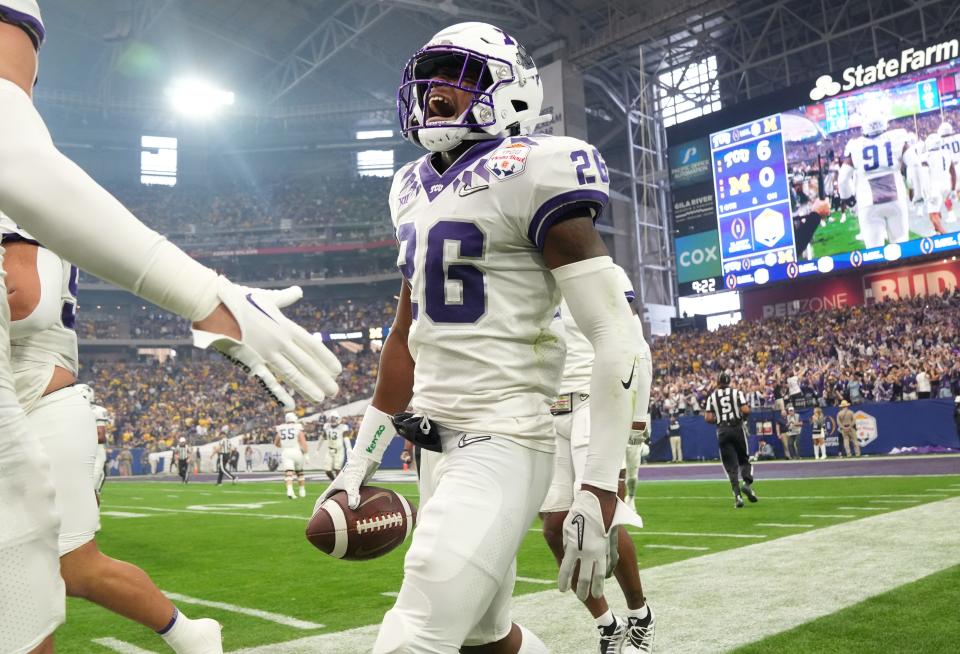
[[710, 114, 798, 286]]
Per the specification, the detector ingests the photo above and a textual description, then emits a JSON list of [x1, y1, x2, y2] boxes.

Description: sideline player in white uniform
[[624, 415, 650, 508], [275, 412, 308, 498], [541, 267, 655, 654], [317, 23, 646, 654], [839, 106, 918, 248], [0, 212, 223, 653], [321, 410, 350, 480], [77, 385, 111, 496], [921, 132, 957, 234], [0, 5, 341, 651]]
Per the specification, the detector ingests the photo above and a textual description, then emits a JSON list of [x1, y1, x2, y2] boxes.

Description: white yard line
[[924, 488, 960, 492], [800, 514, 856, 519], [91, 637, 156, 653], [756, 523, 814, 528], [837, 506, 886, 511], [644, 544, 709, 551], [516, 577, 555, 585], [231, 497, 960, 654], [162, 592, 323, 630], [869, 499, 920, 504], [107, 505, 304, 521], [380, 592, 399, 598], [100, 511, 157, 519], [528, 527, 767, 539]]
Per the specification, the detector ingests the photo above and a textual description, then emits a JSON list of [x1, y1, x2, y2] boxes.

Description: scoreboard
[[709, 114, 796, 286]]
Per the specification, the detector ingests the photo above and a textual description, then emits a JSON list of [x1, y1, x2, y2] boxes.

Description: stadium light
[[165, 78, 235, 118]]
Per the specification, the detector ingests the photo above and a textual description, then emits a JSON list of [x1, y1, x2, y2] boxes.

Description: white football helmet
[[926, 133, 943, 152], [398, 22, 544, 152], [328, 410, 341, 425], [76, 384, 94, 403], [285, 412, 298, 423], [860, 109, 888, 137], [938, 121, 954, 137], [179, 437, 187, 444]]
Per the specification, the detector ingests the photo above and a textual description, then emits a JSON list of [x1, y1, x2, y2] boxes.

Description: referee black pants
[[718, 426, 753, 495], [178, 459, 190, 483], [217, 453, 237, 484]]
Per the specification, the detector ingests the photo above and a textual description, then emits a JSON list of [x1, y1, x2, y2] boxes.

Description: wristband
[[353, 405, 396, 463]]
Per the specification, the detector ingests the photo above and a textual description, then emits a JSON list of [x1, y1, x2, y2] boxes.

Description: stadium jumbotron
[[0, 1, 958, 653]]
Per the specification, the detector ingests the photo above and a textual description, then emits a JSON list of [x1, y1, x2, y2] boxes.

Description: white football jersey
[[322, 423, 349, 446], [941, 133, 960, 170], [556, 266, 642, 394], [0, 211, 79, 411], [0, 1, 44, 47], [922, 147, 953, 208], [389, 135, 610, 450], [275, 421, 303, 450], [91, 404, 111, 427], [844, 129, 914, 207]]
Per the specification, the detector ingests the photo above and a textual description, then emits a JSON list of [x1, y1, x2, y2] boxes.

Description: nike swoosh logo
[[245, 293, 277, 323], [354, 537, 401, 558], [357, 491, 394, 510], [621, 357, 637, 390], [571, 514, 585, 551], [457, 183, 489, 197], [458, 434, 492, 448]]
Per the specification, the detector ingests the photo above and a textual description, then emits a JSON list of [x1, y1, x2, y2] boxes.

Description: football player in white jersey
[[920, 133, 956, 234], [275, 412, 308, 498], [839, 106, 919, 248], [0, 5, 340, 651], [0, 212, 223, 654], [316, 23, 646, 654], [321, 410, 350, 480], [77, 385, 111, 496], [541, 267, 655, 654], [624, 415, 650, 507]]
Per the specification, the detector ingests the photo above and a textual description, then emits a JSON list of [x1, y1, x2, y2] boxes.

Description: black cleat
[[735, 495, 744, 508], [597, 615, 626, 654], [741, 484, 758, 503]]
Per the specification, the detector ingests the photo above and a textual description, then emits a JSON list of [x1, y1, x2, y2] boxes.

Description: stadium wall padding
[[645, 399, 960, 462]]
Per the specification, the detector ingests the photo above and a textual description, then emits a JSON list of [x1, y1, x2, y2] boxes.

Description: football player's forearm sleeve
[[631, 315, 652, 424], [0, 80, 219, 322], [553, 256, 644, 492], [9, 246, 63, 339]]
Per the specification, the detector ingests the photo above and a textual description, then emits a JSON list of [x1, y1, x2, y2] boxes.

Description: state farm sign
[[863, 259, 960, 302]]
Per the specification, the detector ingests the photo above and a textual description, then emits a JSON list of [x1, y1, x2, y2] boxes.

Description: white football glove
[[192, 277, 341, 410], [313, 405, 395, 511], [558, 491, 643, 601]]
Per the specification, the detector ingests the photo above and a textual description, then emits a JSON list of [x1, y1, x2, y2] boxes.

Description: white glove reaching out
[[192, 277, 341, 410], [558, 490, 644, 601], [314, 405, 396, 511]]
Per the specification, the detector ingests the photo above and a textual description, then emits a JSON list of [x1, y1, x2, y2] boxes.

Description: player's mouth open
[[426, 92, 459, 123]]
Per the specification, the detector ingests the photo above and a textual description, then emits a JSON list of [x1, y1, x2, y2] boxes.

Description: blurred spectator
[[668, 415, 682, 463]]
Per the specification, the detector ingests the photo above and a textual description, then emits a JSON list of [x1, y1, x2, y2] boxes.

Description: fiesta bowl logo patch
[[486, 143, 530, 180], [854, 410, 878, 448]]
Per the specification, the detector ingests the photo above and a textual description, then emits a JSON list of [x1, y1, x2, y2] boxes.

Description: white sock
[[628, 604, 650, 620], [517, 624, 549, 654], [594, 609, 615, 628], [286, 481, 293, 494], [159, 608, 220, 654]]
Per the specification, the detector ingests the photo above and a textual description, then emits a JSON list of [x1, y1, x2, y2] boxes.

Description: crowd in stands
[[82, 345, 377, 452], [106, 177, 393, 252], [78, 297, 396, 341], [648, 290, 960, 418], [80, 288, 960, 454]]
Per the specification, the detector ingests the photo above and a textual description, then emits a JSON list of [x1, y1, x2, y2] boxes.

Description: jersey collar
[[419, 138, 504, 202]]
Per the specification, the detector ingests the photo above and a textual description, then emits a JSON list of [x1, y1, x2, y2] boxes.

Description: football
[[306, 486, 417, 561]]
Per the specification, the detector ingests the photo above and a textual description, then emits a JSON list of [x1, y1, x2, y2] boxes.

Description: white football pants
[[373, 427, 553, 653], [0, 253, 64, 653]]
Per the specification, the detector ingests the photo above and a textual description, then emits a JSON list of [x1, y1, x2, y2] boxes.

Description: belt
[[550, 391, 590, 415]]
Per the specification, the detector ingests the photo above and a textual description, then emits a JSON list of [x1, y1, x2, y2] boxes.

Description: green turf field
[[806, 210, 923, 259], [59, 473, 960, 653]]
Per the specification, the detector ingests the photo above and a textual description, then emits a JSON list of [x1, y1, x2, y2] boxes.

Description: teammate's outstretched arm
[[0, 37, 339, 409], [544, 216, 647, 601], [314, 281, 415, 510]]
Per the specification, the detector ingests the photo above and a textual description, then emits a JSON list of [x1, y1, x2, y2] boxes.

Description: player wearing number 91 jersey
[[389, 131, 609, 448], [839, 108, 918, 248]]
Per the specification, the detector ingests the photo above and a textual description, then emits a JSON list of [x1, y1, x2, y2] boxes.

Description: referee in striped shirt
[[705, 372, 759, 508]]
